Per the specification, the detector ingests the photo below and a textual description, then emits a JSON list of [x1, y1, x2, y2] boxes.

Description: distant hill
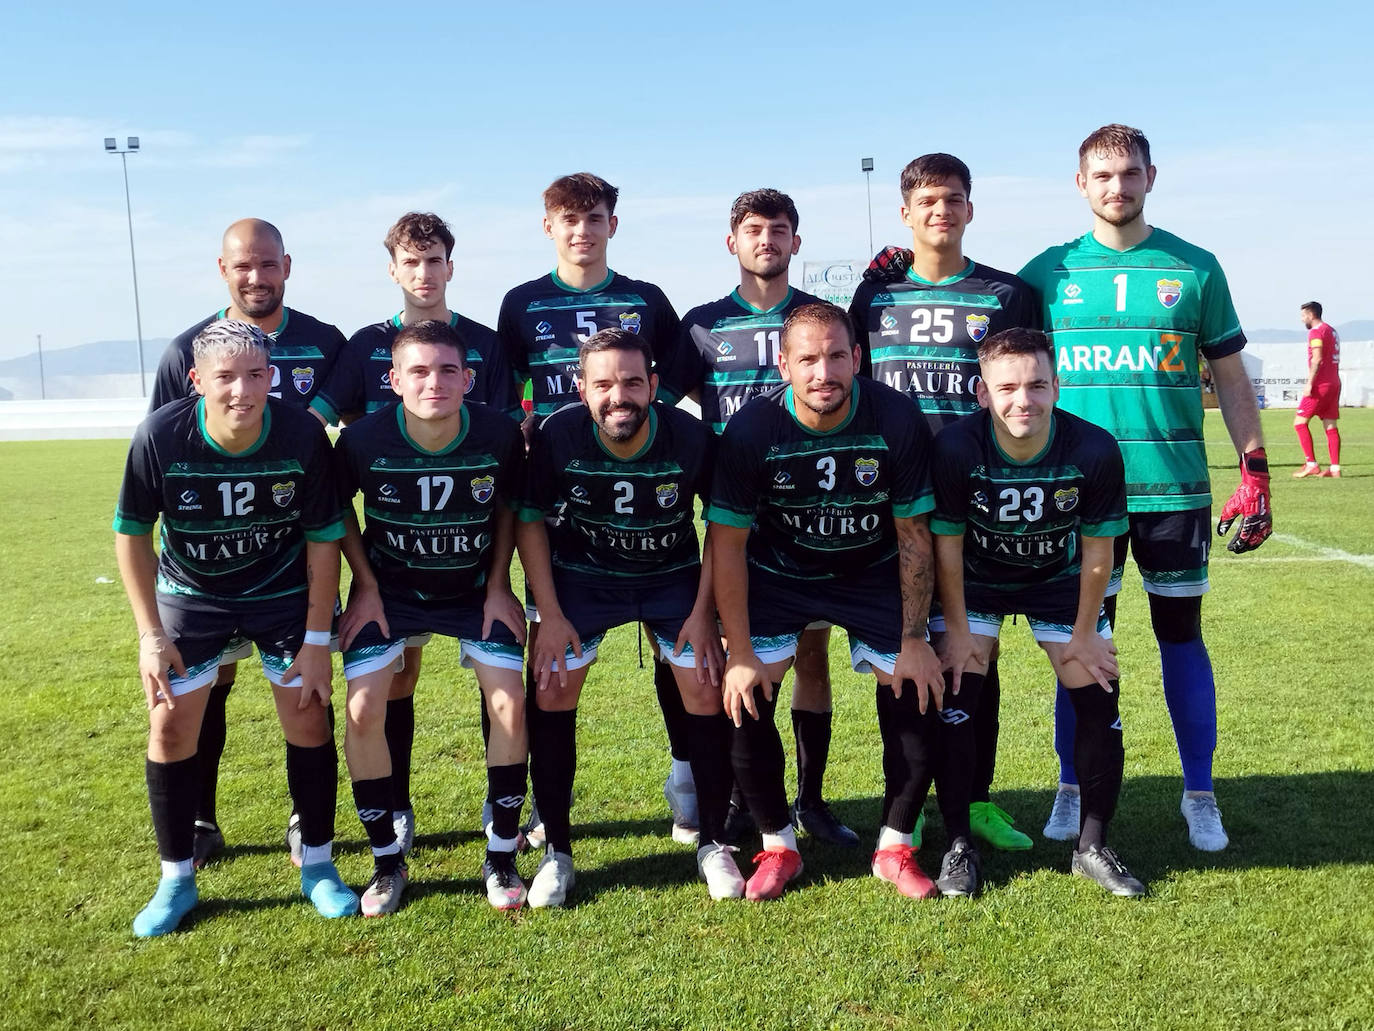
[[0, 338, 169, 379], [1248, 320, 1373, 344]]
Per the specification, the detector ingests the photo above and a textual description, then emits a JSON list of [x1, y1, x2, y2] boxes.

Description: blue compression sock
[[1159, 637, 1216, 792], [1053, 681, 1078, 785]]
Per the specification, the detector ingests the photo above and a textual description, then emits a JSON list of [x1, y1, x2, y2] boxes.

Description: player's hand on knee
[[675, 608, 724, 688], [893, 638, 944, 713], [138, 629, 184, 711], [533, 613, 580, 691], [722, 656, 771, 727], [1062, 631, 1118, 691], [1217, 448, 1273, 554], [482, 588, 527, 646], [286, 643, 333, 710], [935, 630, 977, 696]]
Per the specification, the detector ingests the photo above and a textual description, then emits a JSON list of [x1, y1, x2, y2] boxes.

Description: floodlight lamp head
[[860, 157, 875, 172], [104, 138, 117, 151], [127, 137, 139, 150]]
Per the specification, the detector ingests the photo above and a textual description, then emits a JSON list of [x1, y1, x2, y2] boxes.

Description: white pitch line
[[1265, 533, 1374, 570]]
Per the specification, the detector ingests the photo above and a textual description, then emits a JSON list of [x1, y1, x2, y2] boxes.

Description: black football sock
[[194, 680, 232, 826], [384, 696, 415, 812], [529, 701, 577, 855], [351, 776, 397, 857], [791, 708, 832, 808], [1067, 681, 1124, 851], [933, 672, 983, 844], [875, 681, 935, 836], [685, 712, 733, 844], [486, 762, 527, 846], [654, 657, 691, 762], [729, 685, 790, 833], [971, 660, 1000, 803], [147, 756, 198, 864], [285, 741, 337, 850]]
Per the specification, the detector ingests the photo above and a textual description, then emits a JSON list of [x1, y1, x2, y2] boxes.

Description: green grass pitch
[[2, 409, 1372, 1029]]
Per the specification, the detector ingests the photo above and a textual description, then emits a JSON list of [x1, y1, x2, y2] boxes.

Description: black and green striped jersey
[[849, 261, 1036, 435], [931, 408, 1127, 592], [706, 378, 934, 580], [114, 396, 345, 603], [498, 270, 680, 419], [518, 402, 712, 580], [149, 308, 346, 413], [335, 401, 525, 602], [310, 311, 520, 425], [1018, 229, 1246, 513], [660, 287, 824, 433]]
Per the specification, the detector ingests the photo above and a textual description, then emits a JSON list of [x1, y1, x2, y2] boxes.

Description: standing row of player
[[117, 123, 1274, 936]]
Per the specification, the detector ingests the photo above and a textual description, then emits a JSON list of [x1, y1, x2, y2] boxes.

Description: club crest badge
[[1055, 487, 1079, 512], [656, 483, 679, 508], [272, 481, 296, 508], [618, 312, 643, 334], [854, 457, 879, 486], [965, 314, 990, 342], [470, 475, 495, 504], [1156, 279, 1182, 308], [465, 369, 476, 394], [292, 366, 315, 394]]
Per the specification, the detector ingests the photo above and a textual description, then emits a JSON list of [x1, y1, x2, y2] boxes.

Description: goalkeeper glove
[[1216, 448, 1273, 553], [862, 246, 913, 284]]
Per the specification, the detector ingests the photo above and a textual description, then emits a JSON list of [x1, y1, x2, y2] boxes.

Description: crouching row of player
[[114, 302, 1142, 938]]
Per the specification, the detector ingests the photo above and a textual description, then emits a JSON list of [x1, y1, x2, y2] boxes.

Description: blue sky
[[3, 1, 1371, 362]]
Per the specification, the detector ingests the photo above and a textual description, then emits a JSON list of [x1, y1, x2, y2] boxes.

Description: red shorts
[[1297, 380, 1340, 421]]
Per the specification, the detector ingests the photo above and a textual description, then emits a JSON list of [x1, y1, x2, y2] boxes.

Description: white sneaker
[[393, 808, 415, 856], [1042, 786, 1081, 841], [697, 843, 745, 900], [1181, 792, 1229, 851], [663, 775, 700, 846], [527, 846, 575, 908]]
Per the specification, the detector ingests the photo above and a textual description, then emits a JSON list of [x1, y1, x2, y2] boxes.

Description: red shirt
[[1308, 322, 1341, 386]]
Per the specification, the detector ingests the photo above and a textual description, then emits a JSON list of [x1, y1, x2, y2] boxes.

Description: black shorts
[[157, 591, 308, 695]]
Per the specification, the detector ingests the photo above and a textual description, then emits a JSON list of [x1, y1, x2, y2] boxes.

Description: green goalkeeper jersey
[[1019, 228, 1246, 513]]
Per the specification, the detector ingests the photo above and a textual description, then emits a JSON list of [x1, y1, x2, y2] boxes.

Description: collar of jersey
[[1083, 226, 1159, 255], [390, 311, 460, 330], [217, 307, 289, 339], [396, 400, 469, 455], [730, 286, 793, 315], [551, 269, 615, 294], [593, 404, 658, 461], [904, 260, 974, 287], [783, 379, 860, 436], [196, 397, 271, 457], [989, 408, 1057, 466]]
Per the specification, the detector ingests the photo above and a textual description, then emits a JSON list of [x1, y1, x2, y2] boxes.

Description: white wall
[[1242, 339, 1372, 409]]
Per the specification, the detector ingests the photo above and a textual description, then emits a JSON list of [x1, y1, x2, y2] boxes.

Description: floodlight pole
[[105, 137, 147, 396], [861, 157, 875, 257]]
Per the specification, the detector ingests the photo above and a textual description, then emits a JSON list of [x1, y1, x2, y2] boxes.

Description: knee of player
[[147, 710, 199, 760], [345, 689, 388, 738], [484, 683, 526, 725], [390, 662, 421, 697]]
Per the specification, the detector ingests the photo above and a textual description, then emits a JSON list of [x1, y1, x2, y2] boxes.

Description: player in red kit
[[1293, 301, 1342, 478]]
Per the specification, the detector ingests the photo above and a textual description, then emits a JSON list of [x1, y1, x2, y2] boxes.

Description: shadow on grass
[[196, 770, 1373, 908]]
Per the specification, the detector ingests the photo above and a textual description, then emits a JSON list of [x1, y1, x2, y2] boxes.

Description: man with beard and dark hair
[[708, 302, 972, 902], [147, 218, 347, 869], [513, 328, 737, 906], [657, 188, 853, 848]]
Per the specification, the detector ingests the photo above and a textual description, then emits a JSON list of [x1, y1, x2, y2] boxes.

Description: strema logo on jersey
[[618, 312, 642, 334], [965, 314, 990, 342], [470, 475, 494, 504], [271, 481, 296, 507], [655, 483, 679, 508], [1156, 279, 1182, 308]]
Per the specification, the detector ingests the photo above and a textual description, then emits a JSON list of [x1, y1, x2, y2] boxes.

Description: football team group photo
[[117, 122, 1301, 939]]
